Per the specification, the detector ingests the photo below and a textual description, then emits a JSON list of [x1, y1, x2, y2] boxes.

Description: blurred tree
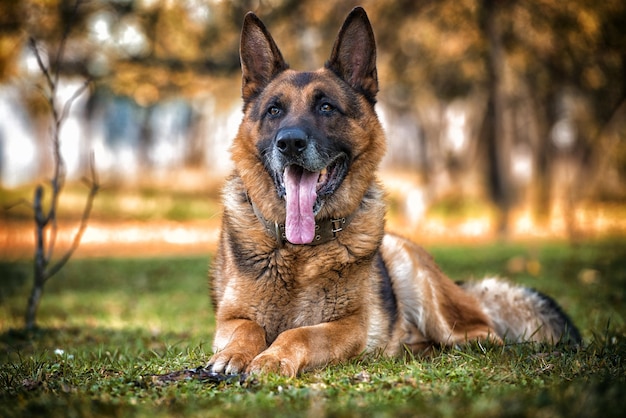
[[365, 0, 626, 232], [479, 0, 510, 235], [1, 0, 625, 232], [501, 0, 626, 232]]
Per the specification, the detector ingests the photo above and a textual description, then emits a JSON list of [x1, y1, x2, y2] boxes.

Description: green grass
[[1, 240, 626, 417]]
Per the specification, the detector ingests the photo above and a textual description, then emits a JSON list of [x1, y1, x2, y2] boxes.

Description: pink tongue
[[284, 165, 319, 244]]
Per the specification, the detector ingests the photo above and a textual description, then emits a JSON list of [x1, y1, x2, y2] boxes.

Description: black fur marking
[[531, 288, 582, 345], [291, 72, 315, 88], [225, 212, 271, 279], [325, 64, 378, 107], [376, 251, 398, 336], [330, 79, 367, 119]]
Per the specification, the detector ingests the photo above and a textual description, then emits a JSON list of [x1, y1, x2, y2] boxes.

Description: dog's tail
[[459, 278, 582, 346]]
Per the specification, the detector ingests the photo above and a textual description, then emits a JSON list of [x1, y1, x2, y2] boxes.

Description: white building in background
[[0, 80, 241, 187]]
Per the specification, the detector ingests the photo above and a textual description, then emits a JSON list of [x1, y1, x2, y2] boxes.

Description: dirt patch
[[0, 219, 220, 260], [2, 204, 626, 260]]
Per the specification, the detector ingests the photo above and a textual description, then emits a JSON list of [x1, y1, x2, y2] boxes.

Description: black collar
[[249, 199, 355, 246]]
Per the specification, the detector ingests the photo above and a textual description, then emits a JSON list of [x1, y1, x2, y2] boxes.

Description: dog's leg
[[208, 319, 267, 374], [247, 317, 366, 377], [381, 234, 505, 351]]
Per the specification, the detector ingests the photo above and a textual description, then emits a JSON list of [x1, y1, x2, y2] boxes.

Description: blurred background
[[1, 0, 626, 258]]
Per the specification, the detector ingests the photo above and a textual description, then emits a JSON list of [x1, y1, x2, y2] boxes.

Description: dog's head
[[231, 7, 386, 244]]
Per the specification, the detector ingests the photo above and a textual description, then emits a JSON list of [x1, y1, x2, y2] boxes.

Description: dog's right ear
[[240, 12, 288, 105]]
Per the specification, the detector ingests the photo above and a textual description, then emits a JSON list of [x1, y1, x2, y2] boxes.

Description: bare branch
[[4, 198, 33, 212], [28, 37, 55, 94], [44, 135, 66, 261], [45, 153, 100, 281], [52, 0, 84, 87], [60, 78, 92, 123], [45, 78, 91, 262]]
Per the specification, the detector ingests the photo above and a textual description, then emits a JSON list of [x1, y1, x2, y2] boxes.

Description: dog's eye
[[319, 103, 334, 114], [267, 105, 282, 117]]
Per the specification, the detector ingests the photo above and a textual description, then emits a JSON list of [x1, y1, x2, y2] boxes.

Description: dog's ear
[[327, 7, 378, 103], [240, 12, 288, 105]]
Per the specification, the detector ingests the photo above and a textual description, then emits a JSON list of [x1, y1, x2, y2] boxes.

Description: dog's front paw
[[208, 349, 255, 375], [247, 351, 298, 377]]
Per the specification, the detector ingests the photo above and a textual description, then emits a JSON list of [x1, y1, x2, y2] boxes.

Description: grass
[[1, 240, 625, 417]]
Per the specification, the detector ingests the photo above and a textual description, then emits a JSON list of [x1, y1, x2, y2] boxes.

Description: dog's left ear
[[327, 7, 378, 103]]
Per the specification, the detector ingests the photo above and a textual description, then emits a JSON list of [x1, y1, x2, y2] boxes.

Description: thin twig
[[45, 153, 99, 281], [60, 78, 92, 122], [28, 37, 55, 94], [52, 0, 83, 88], [4, 198, 33, 212], [40, 57, 90, 263], [44, 78, 91, 262]]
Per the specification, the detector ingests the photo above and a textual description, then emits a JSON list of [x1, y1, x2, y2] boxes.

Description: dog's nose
[[276, 128, 309, 157]]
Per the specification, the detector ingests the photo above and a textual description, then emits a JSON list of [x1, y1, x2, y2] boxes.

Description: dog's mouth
[[279, 155, 348, 244]]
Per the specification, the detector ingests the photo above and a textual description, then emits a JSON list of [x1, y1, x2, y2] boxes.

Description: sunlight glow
[[185, 0, 212, 24], [405, 188, 427, 225], [0, 86, 38, 187], [445, 106, 467, 153], [512, 211, 534, 235], [511, 143, 533, 183], [57, 79, 90, 178], [203, 99, 240, 172], [79, 222, 219, 246], [458, 217, 491, 237], [91, 14, 112, 42], [551, 119, 576, 149], [115, 19, 149, 57]]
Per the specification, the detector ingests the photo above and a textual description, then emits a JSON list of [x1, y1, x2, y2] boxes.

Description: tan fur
[[208, 8, 579, 377]]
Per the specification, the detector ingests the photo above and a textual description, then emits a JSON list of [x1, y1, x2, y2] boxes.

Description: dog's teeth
[[318, 168, 328, 184]]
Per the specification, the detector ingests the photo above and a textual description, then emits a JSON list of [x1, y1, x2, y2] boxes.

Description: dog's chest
[[248, 249, 367, 342]]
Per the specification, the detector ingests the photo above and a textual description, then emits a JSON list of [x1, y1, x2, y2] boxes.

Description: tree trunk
[[481, 0, 510, 236], [25, 283, 43, 330], [26, 184, 48, 330], [530, 91, 556, 226]]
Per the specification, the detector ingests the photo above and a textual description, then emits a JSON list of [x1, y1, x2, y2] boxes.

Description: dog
[[208, 7, 581, 377]]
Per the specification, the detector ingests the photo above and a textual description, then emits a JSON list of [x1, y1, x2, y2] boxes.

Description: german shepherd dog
[[208, 7, 580, 377]]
